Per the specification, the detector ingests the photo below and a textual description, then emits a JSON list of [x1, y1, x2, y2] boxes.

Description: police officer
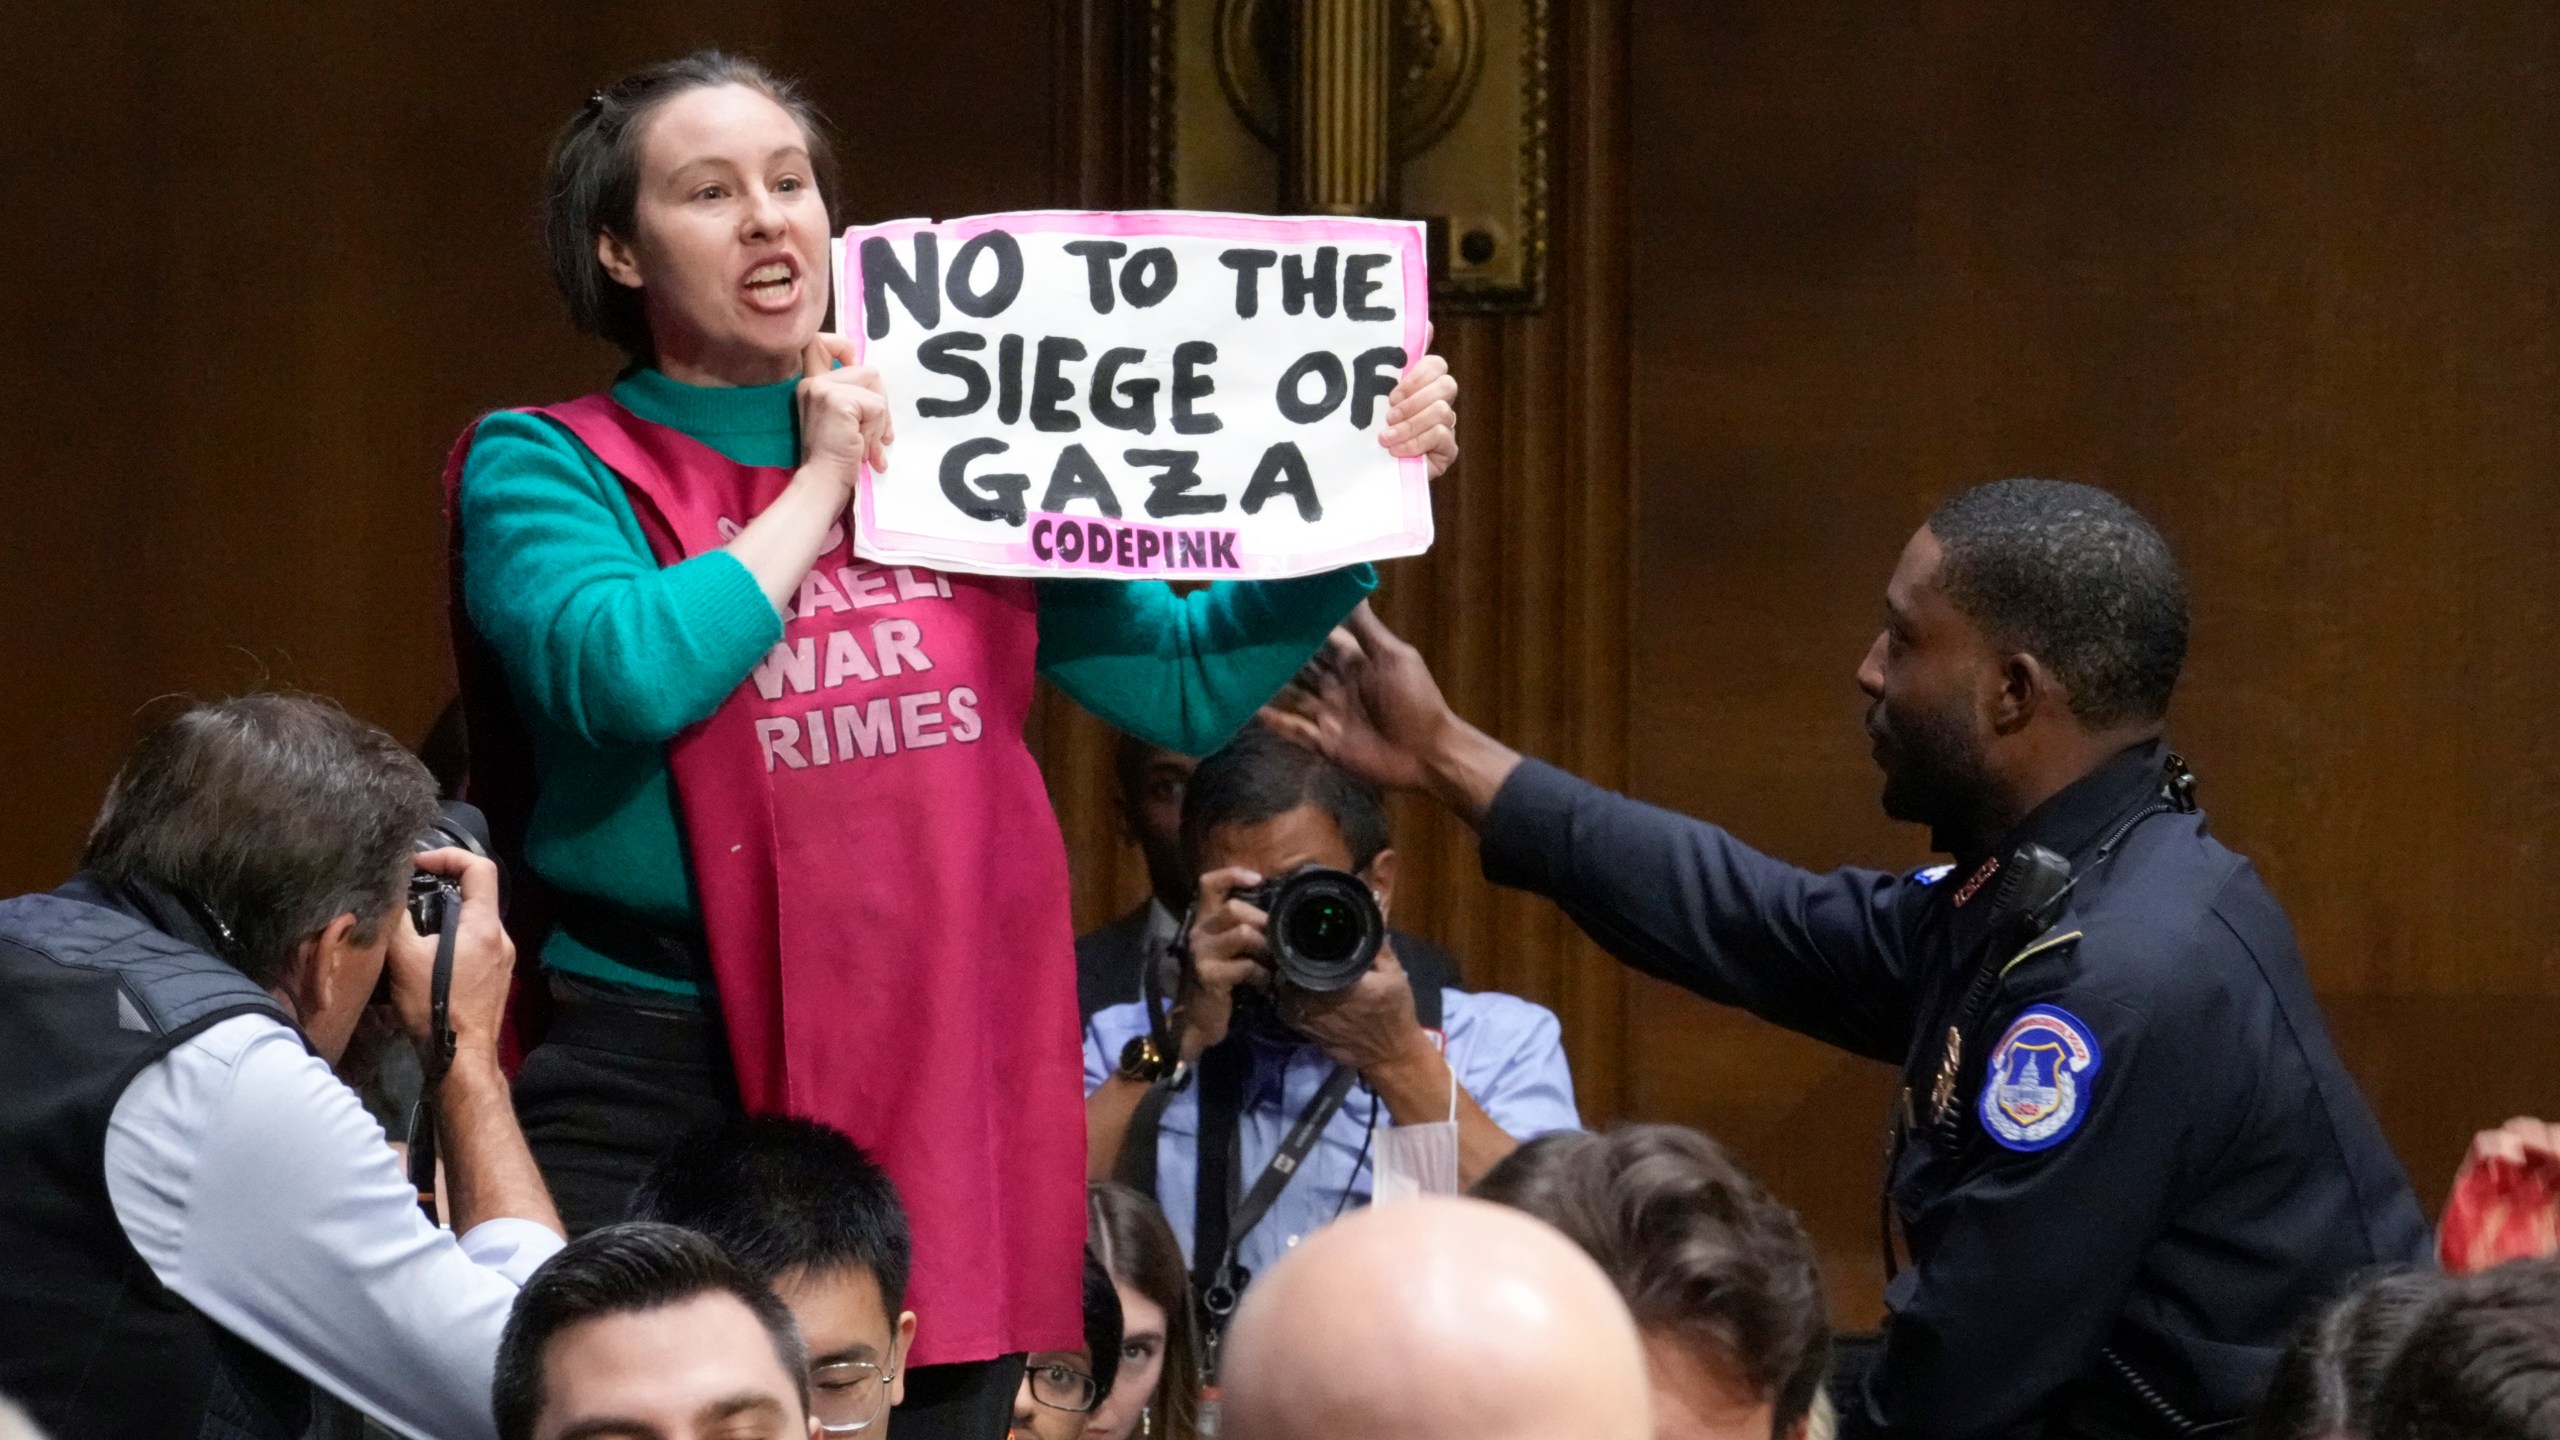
[[1265, 479, 2430, 1439]]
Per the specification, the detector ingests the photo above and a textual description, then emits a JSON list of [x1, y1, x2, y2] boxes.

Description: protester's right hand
[[1176, 866, 1271, 1061], [1262, 603, 1450, 793], [796, 333, 894, 494], [386, 848, 516, 1068]]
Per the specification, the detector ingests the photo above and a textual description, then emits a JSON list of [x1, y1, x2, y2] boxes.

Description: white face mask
[[1372, 1058, 1460, 1203]]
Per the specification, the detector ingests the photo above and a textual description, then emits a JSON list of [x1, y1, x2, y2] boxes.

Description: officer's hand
[[386, 848, 516, 1068], [1261, 604, 1448, 794], [1279, 940, 1430, 1079], [1177, 867, 1270, 1062]]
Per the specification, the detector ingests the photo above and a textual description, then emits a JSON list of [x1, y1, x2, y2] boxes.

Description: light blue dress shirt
[[1083, 987, 1582, 1284], [103, 1013, 564, 1440]]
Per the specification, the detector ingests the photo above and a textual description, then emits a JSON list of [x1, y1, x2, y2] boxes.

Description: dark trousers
[[512, 985, 740, 1235], [898, 1355, 1027, 1440], [511, 986, 1028, 1440]]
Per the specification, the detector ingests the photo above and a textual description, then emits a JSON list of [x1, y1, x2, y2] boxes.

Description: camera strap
[[1193, 1048, 1359, 1365], [405, 888, 461, 1217]]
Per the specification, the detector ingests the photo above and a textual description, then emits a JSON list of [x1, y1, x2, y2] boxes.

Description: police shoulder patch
[[1978, 1004, 2103, 1152]]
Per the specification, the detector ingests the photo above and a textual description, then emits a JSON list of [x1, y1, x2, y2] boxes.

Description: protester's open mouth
[[742, 257, 801, 311]]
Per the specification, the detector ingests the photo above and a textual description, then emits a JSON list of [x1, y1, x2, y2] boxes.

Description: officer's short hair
[[2252, 1268, 2444, 1440], [493, 1223, 809, 1440], [1180, 722, 1390, 876], [2367, 1257, 2560, 1440], [628, 1114, 914, 1315], [1474, 1124, 1828, 1440], [81, 694, 439, 988], [1925, 479, 2190, 728]]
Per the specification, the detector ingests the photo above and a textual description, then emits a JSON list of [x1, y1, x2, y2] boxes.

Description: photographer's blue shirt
[[1082, 986, 1581, 1281]]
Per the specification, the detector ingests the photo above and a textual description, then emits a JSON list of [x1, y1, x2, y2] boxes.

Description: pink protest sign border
[[839, 209, 1433, 581]]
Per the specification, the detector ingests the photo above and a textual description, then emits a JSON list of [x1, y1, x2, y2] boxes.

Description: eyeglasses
[[1027, 1359, 1101, 1414], [811, 1360, 893, 1435]]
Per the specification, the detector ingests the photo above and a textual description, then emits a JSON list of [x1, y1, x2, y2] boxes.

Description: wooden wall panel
[[1628, 0, 2560, 1324], [0, 1, 1064, 892]]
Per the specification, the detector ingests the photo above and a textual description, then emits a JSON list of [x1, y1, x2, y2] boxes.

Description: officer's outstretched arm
[[1268, 603, 1922, 1060], [1478, 757, 1919, 1063]]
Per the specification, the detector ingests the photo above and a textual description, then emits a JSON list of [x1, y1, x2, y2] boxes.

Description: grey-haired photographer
[[0, 694, 562, 1440]]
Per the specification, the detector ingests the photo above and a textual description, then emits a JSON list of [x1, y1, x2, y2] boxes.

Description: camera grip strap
[[404, 889, 462, 1216]]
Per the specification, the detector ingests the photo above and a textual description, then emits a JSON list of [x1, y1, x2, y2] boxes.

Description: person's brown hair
[[1089, 1182, 1204, 1440], [1475, 1125, 1829, 1440], [544, 49, 840, 363], [2368, 1258, 2560, 1440], [82, 694, 437, 988], [2252, 1268, 2444, 1440]]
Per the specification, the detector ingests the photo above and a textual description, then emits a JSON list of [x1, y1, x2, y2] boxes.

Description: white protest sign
[[839, 210, 1434, 580]]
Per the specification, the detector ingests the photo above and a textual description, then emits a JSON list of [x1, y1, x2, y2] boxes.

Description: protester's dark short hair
[[81, 694, 437, 988], [1924, 478, 2189, 728], [494, 1223, 808, 1440], [2368, 1258, 2560, 1440], [2253, 1269, 2446, 1440], [545, 50, 839, 362], [627, 1115, 913, 1315], [1091, 1182, 1204, 1440], [1475, 1125, 1828, 1440], [1084, 1245, 1124, 1403], [1180, 723, 1390, 875]]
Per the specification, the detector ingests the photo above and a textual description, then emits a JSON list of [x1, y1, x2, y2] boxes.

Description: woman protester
[[443, 50, 1458, 1435], [1085, 1184, 1204, 1440]]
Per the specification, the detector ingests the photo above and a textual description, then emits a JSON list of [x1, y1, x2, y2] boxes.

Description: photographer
[[0, 696, 564, 1440], [1082, 725, 1578, 1317]]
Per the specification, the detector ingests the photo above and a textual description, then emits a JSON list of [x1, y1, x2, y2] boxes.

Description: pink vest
[[461, 397, 1085, 1365]]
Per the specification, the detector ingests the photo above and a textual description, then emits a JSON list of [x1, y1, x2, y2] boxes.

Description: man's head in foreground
[[1476, 1126, 1828, 1440], [495, 1222, 812, 1440], [2251, 1267, 2444, 1440], [1856, 478, 2188, 852], [629, 1116, 916, 1436], [1219, 1197, 1651, 1440], [2368, 1257, 2560, 1440]]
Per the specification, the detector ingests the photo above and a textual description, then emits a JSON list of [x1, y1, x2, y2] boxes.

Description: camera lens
[[1265, 867, 1383, 994], [1287, 896, 1363, 965]]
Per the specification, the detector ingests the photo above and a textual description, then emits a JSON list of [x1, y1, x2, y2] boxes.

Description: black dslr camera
[[406, 801, 491, 935], [1234, 866, 1384, 993]]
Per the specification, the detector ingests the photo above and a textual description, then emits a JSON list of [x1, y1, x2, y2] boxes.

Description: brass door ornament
[[1149, 0, 1548, 312]]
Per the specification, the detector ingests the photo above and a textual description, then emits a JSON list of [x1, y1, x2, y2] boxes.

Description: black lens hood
[[1267, 866, 1383, 994]]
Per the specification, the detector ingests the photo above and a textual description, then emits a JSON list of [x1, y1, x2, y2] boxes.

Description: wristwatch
[[1118, 1033, 1175, 1085]]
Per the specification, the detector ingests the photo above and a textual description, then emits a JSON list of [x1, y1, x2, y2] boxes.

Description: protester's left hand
[[1381, 327, 1459, 478], [1278, 940, 1431, 1077]]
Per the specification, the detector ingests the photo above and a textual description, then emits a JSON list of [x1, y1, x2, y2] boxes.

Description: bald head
[[1220, 1198, 1652, 1440]]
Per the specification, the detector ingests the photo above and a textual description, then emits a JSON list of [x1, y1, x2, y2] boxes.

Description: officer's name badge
[[1979, 1004, 2103, 1152]]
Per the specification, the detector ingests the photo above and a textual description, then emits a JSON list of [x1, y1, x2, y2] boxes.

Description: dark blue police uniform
[[1478, 741, 2428, 1438]]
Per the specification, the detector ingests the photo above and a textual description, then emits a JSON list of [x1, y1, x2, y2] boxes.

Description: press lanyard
[[1193, 1054, 1359, 1379]]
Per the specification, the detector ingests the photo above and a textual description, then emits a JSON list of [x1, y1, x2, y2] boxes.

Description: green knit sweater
[[460, 368, 1375, 995]]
